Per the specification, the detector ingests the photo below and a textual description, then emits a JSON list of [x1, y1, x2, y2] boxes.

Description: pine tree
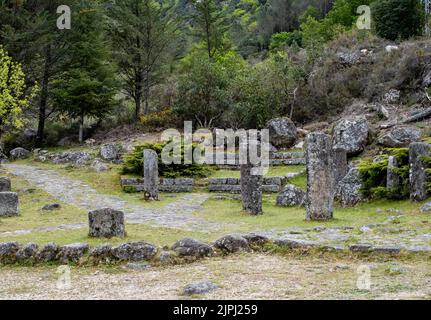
[[108, 0, 179, 120], [51, 0, 117, 143]]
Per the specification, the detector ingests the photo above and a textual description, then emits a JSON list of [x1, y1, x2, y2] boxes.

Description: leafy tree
[[173, 51, 233, 128], [108, 0, 179, 119], [51, 0, 117, 143], [0, 46, 33, 141], [372, 0, 425, 41]]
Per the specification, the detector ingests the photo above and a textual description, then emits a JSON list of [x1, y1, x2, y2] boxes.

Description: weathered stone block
[[214, 235, 249, 253], [240, 163, 263, 215], [332, 147, 348, 187], [0, 177, 11, 192], [387, 156, 400, 192], [143, 149, 159, 200], [0, 192, 19, 217], [409, 142, 431, 202], [36, 243, 59, 262], [276, 184, 306, 207], [88, 208, 126, 238], [305, 133, 334, 220]]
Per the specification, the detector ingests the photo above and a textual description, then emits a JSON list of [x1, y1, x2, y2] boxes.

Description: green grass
[[0, 224, 216, 247], [194, 194, 431, 235]]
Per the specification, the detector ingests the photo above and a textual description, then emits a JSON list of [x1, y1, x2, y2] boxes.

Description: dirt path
[[0, 254, 430, 300], [4, 164, 220, 233]]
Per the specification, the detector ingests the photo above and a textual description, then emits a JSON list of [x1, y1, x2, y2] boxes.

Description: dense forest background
[[0, 0, 428, 148]]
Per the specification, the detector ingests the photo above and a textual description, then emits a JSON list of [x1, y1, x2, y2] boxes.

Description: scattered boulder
[[214, 235, 249, 253], [421, 203, 431, 213], [37, 243, 60, 262], [183, 281, 218, 295], [276, 184, 306, 207], [378, 126, 422, 148], [57, 243, 90, 263], [266, 117, 298, 148], [274, 238, 317, 249], [57, 136, 76, 147], [9, 147, 31, 160], [16, 243, 38, 262], [385, 45, 399, 53], [0, 177, 11, 192], [100, 144, 122, 162], [112, 241, 157, 262], [42, 204, 61, 211], [333, 116, 369, 156], [383, 89, 401, 104], [336, 51, 360, 65], [335, 168, 363, 207], [52, 151, 91, 166], [171, 238, 213, 257], [88, 208, 126, 238], [0, 150, 8, 163], [0, 192, 19, 217], [90, 159, 109, 172], [0, 242, 20, 264]]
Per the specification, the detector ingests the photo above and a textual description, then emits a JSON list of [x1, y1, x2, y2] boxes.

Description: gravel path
[[4, 164, 221, 233]]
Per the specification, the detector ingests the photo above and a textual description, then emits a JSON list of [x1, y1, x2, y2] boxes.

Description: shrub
[[140, 108, 178, 131], [122, 142, 213, 178], [358, 148, 409, 200], [269, 31, 303, 50], [372, 0, 425, 41]]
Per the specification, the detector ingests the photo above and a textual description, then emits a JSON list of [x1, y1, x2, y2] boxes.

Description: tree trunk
[[79, 114, 84, 144], [143, 73, 150, 115], [36, 45, 51, 146]]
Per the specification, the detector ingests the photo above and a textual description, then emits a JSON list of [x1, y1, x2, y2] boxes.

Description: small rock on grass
[[183, 281, 218, 295], [42, 204, 61, 211]]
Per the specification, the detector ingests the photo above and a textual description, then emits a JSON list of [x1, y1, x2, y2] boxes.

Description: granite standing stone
[[409, 142, 431, 202], [88, 208, 126, 238], [143, 149, 159, 200], [0, 192, 19, 217], [0, 177, 11, 192], [240, 163, 263, 215], [306, 132, 334, 220], [387, 156, 400, 192], [332, 147, 348, 188]]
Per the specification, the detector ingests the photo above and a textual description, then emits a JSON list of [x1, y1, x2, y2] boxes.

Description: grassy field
[[1, 159, 431, 249]]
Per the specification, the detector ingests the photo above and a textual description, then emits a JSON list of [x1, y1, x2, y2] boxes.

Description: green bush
[[372, 0, 425, 41], [122, 142, 213, 178], [358, 148, 409, 200], [422, 155, 431, 193], [269, 31, 303, 50]]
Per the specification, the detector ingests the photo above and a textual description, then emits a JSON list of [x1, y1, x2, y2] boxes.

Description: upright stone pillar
[[240, 163, 263, 215], [306, 132, 334, 221], [409, 142, 431, 202], [333, 147, 348, 188], [143, 149, 159, 200], [387, 156, 400, 192], [88, 208, 126, 238], [0, 177, 11, 192]]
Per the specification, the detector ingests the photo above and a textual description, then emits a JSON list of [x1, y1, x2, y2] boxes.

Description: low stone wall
[[208, 176, 285, 193], [210, 151, 305, 168], [121, 177, 194, 193], [0, 233, 420, 266]]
